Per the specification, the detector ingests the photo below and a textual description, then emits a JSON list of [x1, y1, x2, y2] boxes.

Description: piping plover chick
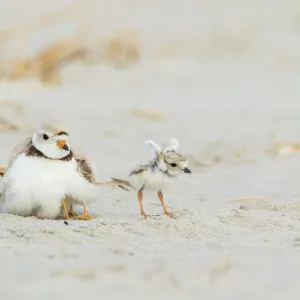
[[111, 138, 192, 218], [0, 120, 99, 220]]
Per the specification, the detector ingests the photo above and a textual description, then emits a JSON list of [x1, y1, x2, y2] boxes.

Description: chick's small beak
[[183, 167, 192, 174], [57, 140, 69, 151]]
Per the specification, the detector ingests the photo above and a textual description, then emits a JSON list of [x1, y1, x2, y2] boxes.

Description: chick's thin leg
[[138, 188, 148, 217], [157, 190, 175, 219], [62, 199, 70, 220], [69, 204, 76, 217], [73, 202, 93, 220]]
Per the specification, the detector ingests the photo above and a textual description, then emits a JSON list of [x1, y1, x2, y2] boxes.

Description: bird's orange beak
[[56, 139, 69, 151], [57, 140, 69, 151], [56, 140, 66, 149]]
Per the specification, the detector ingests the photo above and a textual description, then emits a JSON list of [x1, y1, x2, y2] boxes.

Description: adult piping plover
[[111, 138, 192, 218], [0, 120, 99, 220]]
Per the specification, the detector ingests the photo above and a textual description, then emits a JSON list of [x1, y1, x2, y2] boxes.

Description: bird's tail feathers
[[95, 178, 136, 192]]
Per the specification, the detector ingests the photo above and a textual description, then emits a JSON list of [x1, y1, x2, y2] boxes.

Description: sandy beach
[[0, 0, 300, 299]]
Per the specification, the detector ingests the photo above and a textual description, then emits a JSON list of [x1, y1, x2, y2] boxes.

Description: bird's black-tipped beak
[[62, 144, 69, 151], [183, 167, 191, 174], [56, 140, 69, 151]]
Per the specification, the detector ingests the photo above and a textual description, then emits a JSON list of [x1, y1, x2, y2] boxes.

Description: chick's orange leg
[[138, 188, 149, 217], [157, 191, 175, 219], [69, 204, 76, 217]]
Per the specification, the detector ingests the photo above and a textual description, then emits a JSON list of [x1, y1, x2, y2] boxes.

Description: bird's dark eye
[[170, 163, 177, 167], [43, 134, 49, 140]]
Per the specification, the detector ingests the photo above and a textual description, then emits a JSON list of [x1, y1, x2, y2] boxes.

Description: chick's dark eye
[[170, 163, 177, 167], [43, 134, 49, 140]]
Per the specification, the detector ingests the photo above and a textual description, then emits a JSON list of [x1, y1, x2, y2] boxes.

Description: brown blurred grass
[[0, 100, 28, 132], [0, 4, 141, 85], [4, 32, 140, 84], [102, 31, 140, 68], [8, 39, 88, 84], [131, 109, 165, 121]]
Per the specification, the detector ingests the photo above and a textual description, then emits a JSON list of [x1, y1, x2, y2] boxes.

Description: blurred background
[[1, 2, 300, 299], [0, 0, 300, 174]]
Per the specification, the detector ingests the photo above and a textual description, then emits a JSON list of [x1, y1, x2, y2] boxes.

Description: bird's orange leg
[[62, 199, 70, 220], [138, 188, 149, 217], [73, 203, 93, 220], [157, 191, 176, 219]]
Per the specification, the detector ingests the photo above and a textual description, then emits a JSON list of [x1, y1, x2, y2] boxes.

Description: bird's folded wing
[[72, 148, 97, 183], [4, 136, 32, 172]]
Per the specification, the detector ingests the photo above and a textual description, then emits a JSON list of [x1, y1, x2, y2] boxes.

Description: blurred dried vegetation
[[0, 4, 141, 85], [0, 100, 28, 132], [8, 39, 88, 84], [131, 109, 165, 121], [189, 139, 300, 169], [156, 24, 257, 61], [0, 3, 142, 133]]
